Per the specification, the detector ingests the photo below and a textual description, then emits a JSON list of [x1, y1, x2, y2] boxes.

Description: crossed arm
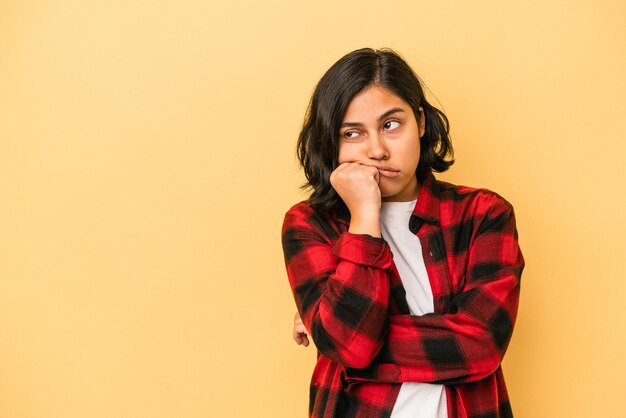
[[283, 198, 524, 384]]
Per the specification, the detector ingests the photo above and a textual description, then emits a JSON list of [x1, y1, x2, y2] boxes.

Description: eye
[[343, 130, 360, 139], [383, 120, 400, 130]]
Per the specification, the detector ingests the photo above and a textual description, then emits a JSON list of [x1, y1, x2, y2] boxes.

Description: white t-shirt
[[380, 199, 448, 418]]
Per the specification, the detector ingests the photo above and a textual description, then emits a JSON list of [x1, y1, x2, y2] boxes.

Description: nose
[[367, 134, 389, 160]]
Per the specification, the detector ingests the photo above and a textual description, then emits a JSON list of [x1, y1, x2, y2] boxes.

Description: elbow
[[459, 344, 505, 384], [311, 321, 385, 369], [340, 347, 380, 369], [335, 328, 387, 369], [484, 352, 505, 377], [476, 301, 516, 375], [476, 335, 511, 379]]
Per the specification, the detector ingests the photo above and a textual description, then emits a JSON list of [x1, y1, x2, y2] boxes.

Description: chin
[[381, 190, 401, 199]]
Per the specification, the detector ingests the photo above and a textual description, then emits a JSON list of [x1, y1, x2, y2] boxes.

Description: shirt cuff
[[331, 232, 393, 269]]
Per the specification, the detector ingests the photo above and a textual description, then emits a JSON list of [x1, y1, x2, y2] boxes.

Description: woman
[[282, 48, 524, 418]]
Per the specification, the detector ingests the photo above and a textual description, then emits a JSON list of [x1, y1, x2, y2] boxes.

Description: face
[[338, 85, 425, 202]]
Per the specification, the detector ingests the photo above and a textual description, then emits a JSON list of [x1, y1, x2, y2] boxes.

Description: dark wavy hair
[[297, 47, 454, 212]]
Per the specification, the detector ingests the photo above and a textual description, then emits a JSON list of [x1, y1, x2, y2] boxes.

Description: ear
[[418, 107, 426, 138]]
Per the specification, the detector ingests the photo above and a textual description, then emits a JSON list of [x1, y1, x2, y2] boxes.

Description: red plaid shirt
[[282, 172, 524, 418]]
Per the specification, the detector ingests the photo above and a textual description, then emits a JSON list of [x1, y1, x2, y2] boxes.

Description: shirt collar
[[411, 171, 440, 225], [333, 171, 440, 227]]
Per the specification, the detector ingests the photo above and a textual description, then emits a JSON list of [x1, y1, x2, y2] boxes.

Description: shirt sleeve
[[343, 200, 524, 385], [282, 208, 393, 369]]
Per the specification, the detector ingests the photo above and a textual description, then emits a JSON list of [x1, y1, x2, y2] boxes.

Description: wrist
[[348, 212, 381, 238]]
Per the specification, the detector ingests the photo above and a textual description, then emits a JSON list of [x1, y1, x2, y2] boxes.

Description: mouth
[[376, 166, 400, 178]]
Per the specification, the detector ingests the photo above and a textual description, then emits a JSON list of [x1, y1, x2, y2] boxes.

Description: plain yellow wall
[[1, 1, 624, 417]]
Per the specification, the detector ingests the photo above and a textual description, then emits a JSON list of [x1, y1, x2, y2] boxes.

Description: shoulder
[[282, 200, 340, 240], [284, 200, 317, 220], [281, 200, 343, 261], [432, 179, 521, 248], [436, 179, 515, 222], [283, 200, 322, 230]]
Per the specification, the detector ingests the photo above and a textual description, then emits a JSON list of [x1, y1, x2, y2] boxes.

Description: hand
[[330, 162, 382, 237], [330, 162, 381, 214], [293, 312, 310, 347]]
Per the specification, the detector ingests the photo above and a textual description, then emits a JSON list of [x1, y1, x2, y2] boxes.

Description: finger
[[293, 329, 304, 344], [335, 161, 356, 170], [359, 163, 379, 175], [331, 162, 350, 176], [295, 318, 309, 335], [301, 334, 310, 347], [330, 163, 349, 183], [333, 163, 365, 182], [294, 322, 309, 335], [372, 166, 380, 184], [332, 161, 362, 177], [355, 163, 381, 183], [294, 313, 307, 330]]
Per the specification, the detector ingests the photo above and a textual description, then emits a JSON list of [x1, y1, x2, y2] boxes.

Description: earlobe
[[418, 107, 426, 138]]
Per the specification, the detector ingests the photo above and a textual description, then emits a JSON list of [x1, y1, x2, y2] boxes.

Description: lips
[[376, 166, 399, 178]]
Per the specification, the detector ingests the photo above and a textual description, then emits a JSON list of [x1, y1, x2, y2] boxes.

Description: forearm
[[347, 287, 519, 385], [283, 211, 392, 369], [306, 261, 390, 368], [344, 269, 521, 385]]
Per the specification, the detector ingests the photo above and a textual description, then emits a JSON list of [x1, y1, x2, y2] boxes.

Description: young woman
[[282, 48, 524, 418]]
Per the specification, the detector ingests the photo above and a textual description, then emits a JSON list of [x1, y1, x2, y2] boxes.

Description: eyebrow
[[341, 108, 405, 128]]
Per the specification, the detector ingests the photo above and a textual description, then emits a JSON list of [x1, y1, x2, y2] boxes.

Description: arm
[[283, 162, 391, 367], [344, 200, 524, 385], [282, 210, 392, 369]]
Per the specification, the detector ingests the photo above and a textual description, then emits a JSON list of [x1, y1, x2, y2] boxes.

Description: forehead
[[343, 85, 410, 121]]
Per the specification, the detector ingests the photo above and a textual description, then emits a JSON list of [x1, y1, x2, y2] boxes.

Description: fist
[[293, 312, 309, 347], [330, 162, 381, 215]]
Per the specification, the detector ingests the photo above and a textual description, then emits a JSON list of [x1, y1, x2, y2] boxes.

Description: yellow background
[[1, 1, 624, 417]]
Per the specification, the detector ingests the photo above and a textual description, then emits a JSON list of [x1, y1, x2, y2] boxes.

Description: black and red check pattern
[[282, 172, 524, 418]]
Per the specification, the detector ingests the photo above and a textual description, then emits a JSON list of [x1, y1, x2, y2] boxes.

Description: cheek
[[411, 148, 421, 170], [337, 144, 353, 164], [412, 141, 421, 160], [397, 140, 420, 171]]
